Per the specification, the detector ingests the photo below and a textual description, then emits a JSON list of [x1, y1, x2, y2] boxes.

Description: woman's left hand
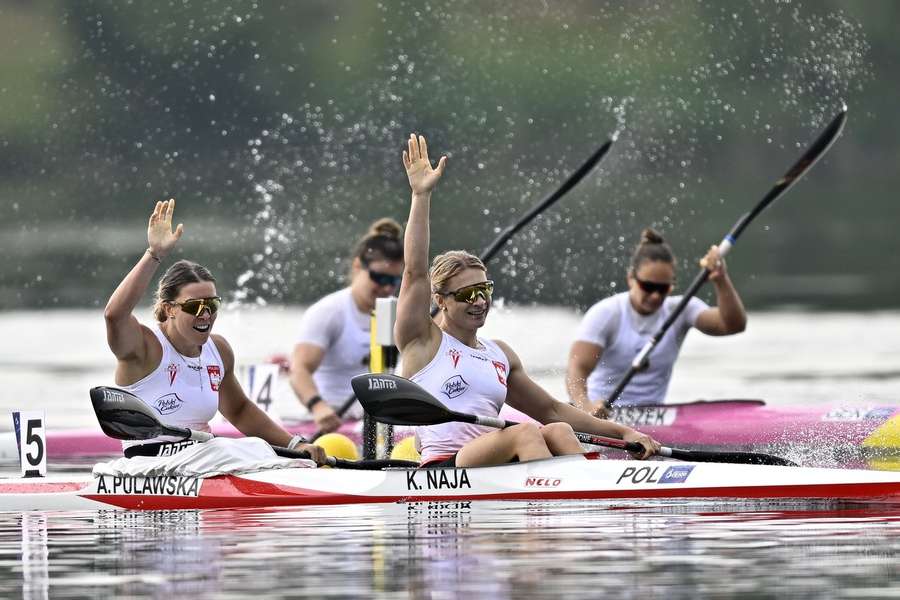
[[700, 245, 727, 281], [403, 133, 447, 195], [148, 198, 184, 259], [622, 430, 661, 459]]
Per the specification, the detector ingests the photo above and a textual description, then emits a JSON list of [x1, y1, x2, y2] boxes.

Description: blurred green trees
[[0, 1, 894, 310]]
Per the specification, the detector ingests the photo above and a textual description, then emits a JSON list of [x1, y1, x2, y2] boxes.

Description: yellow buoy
[[862, 415, 900, 470], [862, 415, 900, 451], [390, 436, 420, 461], [315, 433, 360, 463]]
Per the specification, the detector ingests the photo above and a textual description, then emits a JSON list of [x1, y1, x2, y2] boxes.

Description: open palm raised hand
[[402, 134, 447, 195], [147, 198, 184, 259]]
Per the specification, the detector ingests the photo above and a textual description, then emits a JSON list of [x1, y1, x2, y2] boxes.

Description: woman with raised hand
[[566, 228, 747, 417], [395, 133, 660, 468], [288, 218, 404, 433], [103, 199, 326, 464]]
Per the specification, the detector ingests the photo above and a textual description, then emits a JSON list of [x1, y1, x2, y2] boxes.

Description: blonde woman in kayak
[[566, 228, 747, 417], [288, 218, 404, 433], [395, 134, 660, 468], [103, 199, 326, 464]]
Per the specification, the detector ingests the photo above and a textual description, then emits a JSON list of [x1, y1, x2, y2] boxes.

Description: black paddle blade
[[89, 386, 166, 441], [351, 373, 462, 426], [668, 448, 797, 467]]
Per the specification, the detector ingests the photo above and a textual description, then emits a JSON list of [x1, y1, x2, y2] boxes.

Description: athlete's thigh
[[455, 423, 544, 467], [455, 428, 523, 468]]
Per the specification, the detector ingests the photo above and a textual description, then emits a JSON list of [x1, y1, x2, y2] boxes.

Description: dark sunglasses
[[172, 296, 222, 317], [439, 280, 494, 304], [633, 276, 673, 296], [367, 269, 402, 287]]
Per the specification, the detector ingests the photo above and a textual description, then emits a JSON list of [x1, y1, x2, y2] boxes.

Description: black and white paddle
[[605, 108, 848, 407], [88, 386, 417, 470], [350, 373, 797, 467]]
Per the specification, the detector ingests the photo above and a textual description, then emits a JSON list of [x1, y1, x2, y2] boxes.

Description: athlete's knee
[[541, 422, 575, 442], [508, 422, 543, 443]]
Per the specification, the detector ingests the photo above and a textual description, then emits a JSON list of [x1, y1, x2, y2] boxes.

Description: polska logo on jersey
[[367, 377, 397, 391]]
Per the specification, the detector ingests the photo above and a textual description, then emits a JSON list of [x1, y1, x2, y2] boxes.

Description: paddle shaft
[[464, 411, 789, 464], [428, 138, 615, 318], [351, 373, 796, 466], [479, 139, 614, 263], [605, 109, 848, 407], [152, 422, 417, 469]]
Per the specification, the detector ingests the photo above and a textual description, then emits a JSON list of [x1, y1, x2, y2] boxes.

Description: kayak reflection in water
[[394, 134, 660, 468], [566, 228, 747, 417], [102, 199, 326, 465]]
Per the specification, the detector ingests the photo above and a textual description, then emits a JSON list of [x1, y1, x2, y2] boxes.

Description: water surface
[[1, 307, 899, 597]]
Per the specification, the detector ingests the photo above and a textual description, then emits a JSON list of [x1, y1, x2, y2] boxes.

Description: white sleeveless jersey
[[576, 292, 708, 406], [411, 332, 511, 462], [121, 325, 223, 450], [296, 287, 370, 418]]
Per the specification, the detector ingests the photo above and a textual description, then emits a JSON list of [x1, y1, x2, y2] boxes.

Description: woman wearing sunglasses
[[566, 228, 747, 416], [288, 218, 404, 433], [395, 134, 660, 468], [103, 199, 326, 464]]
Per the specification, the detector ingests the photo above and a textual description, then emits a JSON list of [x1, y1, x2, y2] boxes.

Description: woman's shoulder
[[582, 292, 625, 318], [303, 287, 351, 316]]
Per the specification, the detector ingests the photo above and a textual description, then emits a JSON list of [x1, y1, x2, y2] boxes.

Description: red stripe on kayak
[[77, 479, 900, 510]]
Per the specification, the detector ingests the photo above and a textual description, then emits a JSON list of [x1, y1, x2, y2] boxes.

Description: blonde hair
[[152, 260, 216, 322], [352, 217, 404, 264], [430, 250, 486, 293]]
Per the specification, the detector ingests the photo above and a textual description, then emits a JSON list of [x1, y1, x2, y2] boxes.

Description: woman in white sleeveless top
[[566, 228, 747, 416], [288, 219, 404, 433], [395, 134, 660, 468], [103, 199, 325, 464]]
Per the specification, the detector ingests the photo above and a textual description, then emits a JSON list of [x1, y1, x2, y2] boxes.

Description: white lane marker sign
[[13, 411, 47, 478]]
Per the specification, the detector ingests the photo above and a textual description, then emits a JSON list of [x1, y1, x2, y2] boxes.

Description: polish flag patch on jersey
[[206, 365, 222, 391], [492, 360, 507, 386]]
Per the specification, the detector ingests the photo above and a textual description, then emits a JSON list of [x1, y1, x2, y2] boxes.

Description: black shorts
[[419, 453, 458, 469]]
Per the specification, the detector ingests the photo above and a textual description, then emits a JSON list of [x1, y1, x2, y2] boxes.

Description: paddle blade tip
[[88, 386, 164, 441]]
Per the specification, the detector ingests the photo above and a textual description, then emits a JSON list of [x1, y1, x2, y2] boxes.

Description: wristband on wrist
[[287, 434, 309, 450], [305, 395, 323, 410], [146, 248, 161, 263]]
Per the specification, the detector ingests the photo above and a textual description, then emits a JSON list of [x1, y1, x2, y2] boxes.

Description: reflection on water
[[1, 501, 899, 598]]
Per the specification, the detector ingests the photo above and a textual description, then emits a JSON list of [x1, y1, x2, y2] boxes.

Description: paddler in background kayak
[[396, 133, 660, 468], [104, 199, 326, 464], [566, 228, 747, 417], [287, 218, 404, 434]]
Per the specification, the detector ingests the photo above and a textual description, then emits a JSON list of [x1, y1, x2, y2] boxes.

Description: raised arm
[[394, 134, 447, 357], [694, 245, 748, 336], [104, 200, 183, 376]]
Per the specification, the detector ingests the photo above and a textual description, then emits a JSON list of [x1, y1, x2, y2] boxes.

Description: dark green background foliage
[[0, 1, 895, 310]]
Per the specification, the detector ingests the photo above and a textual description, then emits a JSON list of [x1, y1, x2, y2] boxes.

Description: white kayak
[[3, 453, 900, 512]]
